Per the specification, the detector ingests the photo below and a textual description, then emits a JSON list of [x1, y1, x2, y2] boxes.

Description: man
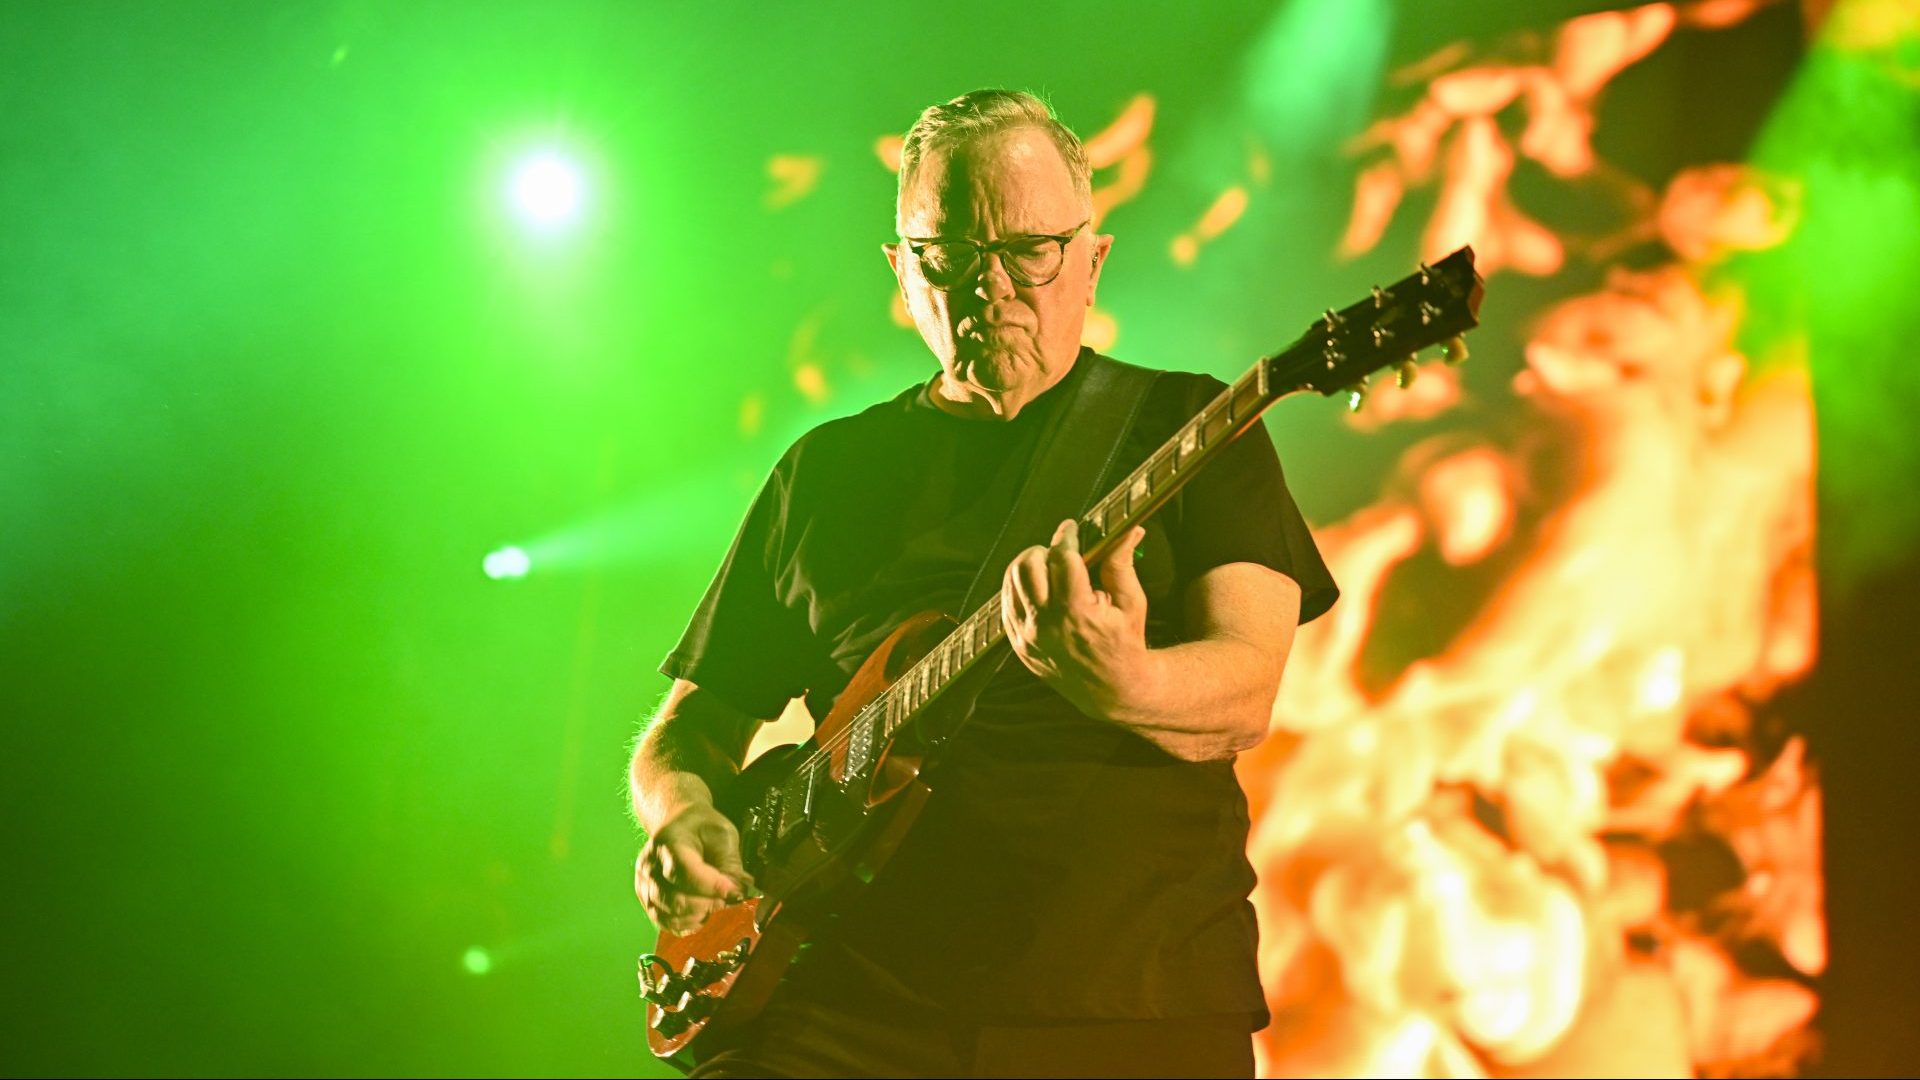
[[630, 89, 1337, 1078]]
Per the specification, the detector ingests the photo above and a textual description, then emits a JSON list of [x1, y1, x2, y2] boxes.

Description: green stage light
[[482, 546, 531, 581], [508, 151, 585, 229], [462, 946, 493, 976]]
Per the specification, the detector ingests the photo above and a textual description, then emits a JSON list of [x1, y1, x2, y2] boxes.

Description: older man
[[630, 89, 1337, 1078]]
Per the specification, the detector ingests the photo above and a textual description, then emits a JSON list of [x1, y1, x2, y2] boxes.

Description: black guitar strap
[[936, 349, 1160, 725], [956, 350, 1161, 615]]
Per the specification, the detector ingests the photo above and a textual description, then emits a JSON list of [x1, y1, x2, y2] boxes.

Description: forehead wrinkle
[[901, 127, 1081, 239]]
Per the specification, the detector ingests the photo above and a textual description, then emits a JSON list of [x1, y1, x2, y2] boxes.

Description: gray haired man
[[631, 89, 1337, 1078]]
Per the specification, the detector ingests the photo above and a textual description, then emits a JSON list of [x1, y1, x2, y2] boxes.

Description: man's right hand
[[634, 801, 756, 935]]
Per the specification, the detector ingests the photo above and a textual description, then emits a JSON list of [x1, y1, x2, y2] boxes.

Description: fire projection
[[1240, 2, 1824, 1076]]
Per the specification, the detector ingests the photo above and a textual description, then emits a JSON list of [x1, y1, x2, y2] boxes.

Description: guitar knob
[[716, 937, 754, 969], [1444, 335, 1469, 365], [642, 976, 693, 1006], [651, 1005, 693, 1038], [1395, 358, 1419, 388], [638, 954, 699, 1005], [637, 954, 672, 998]]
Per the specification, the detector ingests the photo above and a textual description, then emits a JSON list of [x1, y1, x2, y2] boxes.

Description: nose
[[971, 249, 1018, 302]]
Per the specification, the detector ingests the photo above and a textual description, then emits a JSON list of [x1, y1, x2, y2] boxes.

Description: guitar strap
[[939, 349, 1161, 724]]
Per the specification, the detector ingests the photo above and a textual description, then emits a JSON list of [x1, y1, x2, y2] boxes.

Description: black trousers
[[686, 959, 1257, 1080]]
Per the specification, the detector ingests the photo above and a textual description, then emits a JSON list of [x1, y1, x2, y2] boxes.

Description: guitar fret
[[1150, 449, 1174, 486], [1203, 407, 1228, 443]]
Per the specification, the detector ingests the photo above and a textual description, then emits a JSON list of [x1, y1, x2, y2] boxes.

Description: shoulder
[[772, 382, 924, 482], [1089, 352, 1225, 398], [1147, 367, 1229, 408], [1086, 355, 1229, 430]]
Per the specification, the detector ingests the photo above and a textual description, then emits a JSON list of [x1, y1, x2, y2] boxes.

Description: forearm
[[629, 725, 724, 836], [1088, 634, 1283, 761], [628, 683, 761, 835], [1028, 560, 1303, 762]]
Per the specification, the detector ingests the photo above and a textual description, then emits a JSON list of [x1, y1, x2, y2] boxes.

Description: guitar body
[[640, 610, 962, 1068]]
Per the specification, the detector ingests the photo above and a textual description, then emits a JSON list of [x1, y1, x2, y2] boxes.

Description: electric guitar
[[638, 246, 1486, 1069]]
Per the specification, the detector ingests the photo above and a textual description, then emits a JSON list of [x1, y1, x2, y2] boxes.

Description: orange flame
[[1256, 7, 1823, 1075]]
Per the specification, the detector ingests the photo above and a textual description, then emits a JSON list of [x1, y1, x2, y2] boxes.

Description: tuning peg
[[1395, 357, 1419, 388], [1444, 335, 1469, 365], [1346, 375, 1371, 413]]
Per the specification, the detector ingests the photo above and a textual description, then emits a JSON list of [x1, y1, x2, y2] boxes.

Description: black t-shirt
[[662, 350, 1338, 1023]]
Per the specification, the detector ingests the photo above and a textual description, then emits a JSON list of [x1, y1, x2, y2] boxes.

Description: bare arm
[[1100, 561, 1300, 760], [630, 679, 765, 834], [629, 680, 777, 932], [1004, 519, 1302, 762]]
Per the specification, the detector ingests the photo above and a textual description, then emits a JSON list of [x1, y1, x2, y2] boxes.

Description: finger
[[664, 889, 727, 921], [1012, 545, 1051, 612], [636, 860, 656, 911], [1047, 519, 1094, 611], [659, 843, 750, 901], [1001, 561, 1029, 637], [698, 819, 757, 894], [1100, 526, 1150, 615], [661, 895, 725, 935]]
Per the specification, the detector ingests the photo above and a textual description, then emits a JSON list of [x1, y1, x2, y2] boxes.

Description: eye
[[919, 242, 974, 277], [1005, 237, 1054, 261]]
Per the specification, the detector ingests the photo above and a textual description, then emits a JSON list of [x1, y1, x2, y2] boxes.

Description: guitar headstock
[[1265, 246, 1484, 409]]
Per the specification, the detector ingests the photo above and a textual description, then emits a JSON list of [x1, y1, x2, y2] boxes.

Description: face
[[885, 127, 1112, 412]]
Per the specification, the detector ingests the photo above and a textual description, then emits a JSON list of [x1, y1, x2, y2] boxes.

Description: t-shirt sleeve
[[1166, 403, 1340, 625], [659, 450, 823, 718]]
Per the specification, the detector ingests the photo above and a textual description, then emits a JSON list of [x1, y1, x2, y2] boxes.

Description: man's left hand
[[1001, 518, 1154, 718]]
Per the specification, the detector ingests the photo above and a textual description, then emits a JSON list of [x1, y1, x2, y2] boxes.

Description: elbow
[[1214, 662, 1282, 758], [1169, 707, 1269, 763], [1225, 707, 1271, 757]]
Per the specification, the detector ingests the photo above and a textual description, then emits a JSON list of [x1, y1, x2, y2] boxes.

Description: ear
[[883, 241, 902, 278], [1086, 232, 1114, 306]]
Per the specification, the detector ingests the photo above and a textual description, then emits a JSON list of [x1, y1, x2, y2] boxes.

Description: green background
[[5, 1, 1917, 1075]]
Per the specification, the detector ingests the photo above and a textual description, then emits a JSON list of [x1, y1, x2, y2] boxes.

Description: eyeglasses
[[904, 220, 1088, 290]]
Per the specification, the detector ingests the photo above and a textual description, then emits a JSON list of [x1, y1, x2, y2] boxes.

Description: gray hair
[[895, 89, 1093, 234]]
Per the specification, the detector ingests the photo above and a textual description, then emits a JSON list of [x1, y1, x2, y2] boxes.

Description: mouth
[[958, 303, 1034, 339], [959, 316, 1032, 342]]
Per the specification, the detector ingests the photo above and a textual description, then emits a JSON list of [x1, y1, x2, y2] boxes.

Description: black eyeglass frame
[[903, 220, 1090, 290]]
